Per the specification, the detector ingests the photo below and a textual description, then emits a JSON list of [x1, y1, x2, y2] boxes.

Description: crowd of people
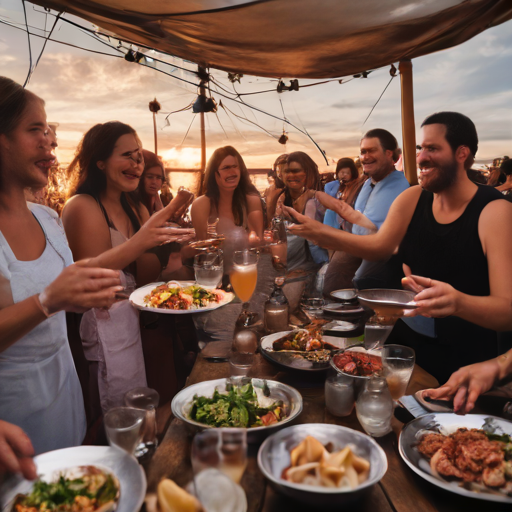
[[1, 74, 512, 480]]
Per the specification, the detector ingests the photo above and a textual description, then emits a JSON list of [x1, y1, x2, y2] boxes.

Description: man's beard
[[419, 158, 458, 193]]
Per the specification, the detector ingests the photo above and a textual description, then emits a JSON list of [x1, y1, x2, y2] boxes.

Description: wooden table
[[146, 355, 510, 512]]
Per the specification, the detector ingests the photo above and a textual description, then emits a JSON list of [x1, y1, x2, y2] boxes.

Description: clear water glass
[[191, 428, 248, 484], [104, 406, 146, 455], [356, 377, 393, 437], [194, 249, 223, 288], [363, 314, 395, 350], [381, 344, 415, 400], [124, 387, 160, 459], [325, 369, 355, 417]]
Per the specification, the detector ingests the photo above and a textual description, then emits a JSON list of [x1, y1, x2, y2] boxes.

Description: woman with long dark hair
[[138, 149, 166, 215], [63, 122, 194, 415], [191, 145, 263, 247], [0, 76, 121, 454], [275, 151, 328, 269]]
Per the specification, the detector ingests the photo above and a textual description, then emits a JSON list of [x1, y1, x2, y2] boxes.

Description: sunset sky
[[1, 0, 512, 176]]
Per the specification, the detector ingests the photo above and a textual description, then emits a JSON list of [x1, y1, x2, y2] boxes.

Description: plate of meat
[[399, 413, 512, 502], [260, 328, 348, 372]]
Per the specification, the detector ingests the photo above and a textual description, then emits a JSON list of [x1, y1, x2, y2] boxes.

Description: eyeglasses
[[218, 164, 239, 172]]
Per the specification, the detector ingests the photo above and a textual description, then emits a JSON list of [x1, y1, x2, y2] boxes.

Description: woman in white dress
[[0, 76, 122, 454]]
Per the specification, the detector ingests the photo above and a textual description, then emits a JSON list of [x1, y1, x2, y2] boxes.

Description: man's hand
[[402, 264, 461, 318], [0, 421, 37, 480], [422, 358, 502, 414], [282, 206, 325, 245]]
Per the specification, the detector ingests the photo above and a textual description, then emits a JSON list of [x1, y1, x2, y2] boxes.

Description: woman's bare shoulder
[[62, 194, 103, 223], [191, 195, 211, 212]]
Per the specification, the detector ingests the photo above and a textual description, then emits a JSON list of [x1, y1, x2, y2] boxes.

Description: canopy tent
[[28, 0, 512, 183], [28, 0, 512, 78]]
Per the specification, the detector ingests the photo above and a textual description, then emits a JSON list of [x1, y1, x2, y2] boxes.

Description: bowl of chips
[[257, 424, 387, 507]]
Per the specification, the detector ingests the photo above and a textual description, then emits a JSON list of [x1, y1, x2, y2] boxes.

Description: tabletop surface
[[146, 353, 511, 512]]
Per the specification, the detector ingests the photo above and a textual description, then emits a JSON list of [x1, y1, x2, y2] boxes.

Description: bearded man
[[285, 112, 512, 383]]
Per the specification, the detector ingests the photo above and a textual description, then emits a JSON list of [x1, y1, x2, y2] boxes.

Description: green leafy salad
[[189, 382, 286, 428], [12, 466, 119, 511]]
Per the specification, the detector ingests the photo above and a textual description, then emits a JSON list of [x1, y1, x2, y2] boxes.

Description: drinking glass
[[124, 387, 159, 459], [363, 314, 396, 350], [194, 249, 223, 288], [230, 250, 258, 304], [104, 406, 146, 456], [191, 428, 248, 484], [381, 344, 416, 400], [355, 377, 393, 437], [229, 328, 258, 376], [325, 369, 355, 417]]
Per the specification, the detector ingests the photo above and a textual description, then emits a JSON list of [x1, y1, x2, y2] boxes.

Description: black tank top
[[398, 184, 504, 376]]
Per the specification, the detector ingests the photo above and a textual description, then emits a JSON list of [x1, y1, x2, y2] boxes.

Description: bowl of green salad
[[171, 377, 303, 443]]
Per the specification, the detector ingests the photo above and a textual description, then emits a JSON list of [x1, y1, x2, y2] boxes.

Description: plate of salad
[[0, 446, 145, 512], [129, 281, 234, 314], [171, 377, 303, 442]]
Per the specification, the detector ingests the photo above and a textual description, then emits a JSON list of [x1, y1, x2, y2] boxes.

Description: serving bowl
[[171, 377, 303, 443], [356, 289, 417, 315], [257, 423, 387, 508]]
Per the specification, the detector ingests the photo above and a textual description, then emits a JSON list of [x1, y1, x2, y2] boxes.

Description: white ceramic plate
[[399, 413, 512, 503], [1, 445, 146, 511], [129, 281, 234, 314], [171, 377, 303, 443]]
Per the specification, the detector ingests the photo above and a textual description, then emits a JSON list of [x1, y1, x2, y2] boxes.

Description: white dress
[[0, 203, 86, 455]]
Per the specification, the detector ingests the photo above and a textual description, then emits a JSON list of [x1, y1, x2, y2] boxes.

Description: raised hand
[[39, 260, 122, 314]]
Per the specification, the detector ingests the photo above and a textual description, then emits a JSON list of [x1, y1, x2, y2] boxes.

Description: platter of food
[[399, 413, 512, 502], [0, 446, 146, 512], [171, 377, 303, 443], [129, 281, 234, 314], [258, 423, 387, 507], [260, 328, 350, 372], [330, 346, 383, 379]]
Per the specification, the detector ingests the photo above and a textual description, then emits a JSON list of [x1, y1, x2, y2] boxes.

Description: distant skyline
[[1, 0, 511, 172]]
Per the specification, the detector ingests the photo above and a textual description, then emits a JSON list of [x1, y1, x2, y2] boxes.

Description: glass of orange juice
[[230, 249, 258, 303]]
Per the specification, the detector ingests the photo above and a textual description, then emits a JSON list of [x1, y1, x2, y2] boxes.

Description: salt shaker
[[355, 377, 393, 437], [325, 369, 355, 417], [264, 277, 289, 334]]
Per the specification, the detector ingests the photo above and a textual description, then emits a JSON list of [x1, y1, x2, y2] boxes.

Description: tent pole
[[199, 66, 207, 187], [399, 59, 418, 185], [153, 111, 158, 155]]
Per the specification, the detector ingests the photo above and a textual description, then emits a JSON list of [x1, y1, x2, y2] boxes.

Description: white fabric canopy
[[31, 0, 512, 77]]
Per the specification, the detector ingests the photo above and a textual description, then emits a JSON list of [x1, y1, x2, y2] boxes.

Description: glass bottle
[[264, 277, 289, 334], [355, 377, 393, 437]]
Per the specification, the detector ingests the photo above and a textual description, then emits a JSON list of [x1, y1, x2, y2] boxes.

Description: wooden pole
[[399, 59, 418, 185], [153, 111, 158, 155], [199, 66, 207, 184]]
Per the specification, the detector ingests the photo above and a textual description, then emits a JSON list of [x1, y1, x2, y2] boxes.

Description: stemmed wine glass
[[230, 249, 258, 323]]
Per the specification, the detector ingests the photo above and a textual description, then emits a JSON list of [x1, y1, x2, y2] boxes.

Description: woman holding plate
[[0, 77, 123, 454], [63, 122, 195, 417]]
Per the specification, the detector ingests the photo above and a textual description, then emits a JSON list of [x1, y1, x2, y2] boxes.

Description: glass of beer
[[230, 249, 258, 305]]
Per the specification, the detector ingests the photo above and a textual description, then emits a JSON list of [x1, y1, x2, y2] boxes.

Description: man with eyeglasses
[[285, 112, 512, 384]]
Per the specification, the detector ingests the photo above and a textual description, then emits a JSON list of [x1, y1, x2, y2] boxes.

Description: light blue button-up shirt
[[352, 170, 409, 235]]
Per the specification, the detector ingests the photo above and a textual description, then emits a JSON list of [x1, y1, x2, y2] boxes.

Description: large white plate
[[399, 413, 512, 503], [0, 445, 146, 512], [129, 281, 235, 314]]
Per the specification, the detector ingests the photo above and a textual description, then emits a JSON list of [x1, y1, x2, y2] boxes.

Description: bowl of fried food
[[257, 424, 387, 508]]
